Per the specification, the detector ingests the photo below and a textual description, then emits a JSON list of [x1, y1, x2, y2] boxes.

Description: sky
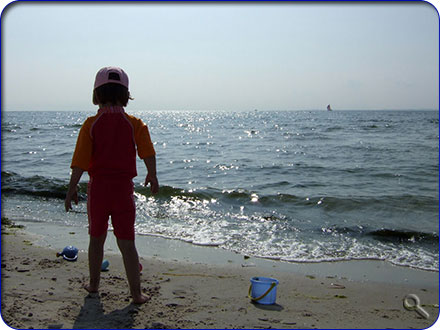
[[1, 1, 439, 111]]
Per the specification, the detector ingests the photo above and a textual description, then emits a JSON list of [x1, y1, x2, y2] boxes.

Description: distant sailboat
[[327, 104, 332, 111]]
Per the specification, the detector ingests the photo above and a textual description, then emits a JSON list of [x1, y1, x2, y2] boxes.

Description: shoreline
[[16, 219, 439, 288], [1, 218, 439, 329]]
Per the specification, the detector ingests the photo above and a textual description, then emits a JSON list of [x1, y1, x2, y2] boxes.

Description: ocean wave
[[319, 225, 438, 244], [367, 229, 439, 243], [2, 172, 438, 272], [3, 171, 438, 215], [1, 171, 87, 200]]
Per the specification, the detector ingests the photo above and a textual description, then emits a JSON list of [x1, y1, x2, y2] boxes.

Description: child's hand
[[65, 187, 79, 212], [65, 167, 84, 212], [145, 173, 159, 194]]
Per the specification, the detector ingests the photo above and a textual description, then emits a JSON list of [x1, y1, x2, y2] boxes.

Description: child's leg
[[116, 238, 149, 304], [85, 232, 107, 293]]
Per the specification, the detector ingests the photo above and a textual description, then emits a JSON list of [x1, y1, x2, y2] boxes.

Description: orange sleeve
[[70, 117, 94, 171], [127, 115, 156, 159]]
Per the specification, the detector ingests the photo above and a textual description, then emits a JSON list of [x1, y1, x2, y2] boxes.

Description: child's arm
[[143, 155, 159, 194], [65, 167, 85, 212]]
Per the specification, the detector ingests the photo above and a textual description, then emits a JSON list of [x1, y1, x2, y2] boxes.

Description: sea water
[[1, 110, 438, 271]]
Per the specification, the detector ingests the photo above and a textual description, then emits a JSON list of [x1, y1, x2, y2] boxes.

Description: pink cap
[[94, 66, 129, 90]]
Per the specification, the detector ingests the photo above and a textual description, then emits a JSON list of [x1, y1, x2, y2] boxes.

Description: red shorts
[[87, 177, 136, 240]]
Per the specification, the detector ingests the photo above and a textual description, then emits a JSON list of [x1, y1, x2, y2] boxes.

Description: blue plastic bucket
[[249, 277, 279, 305]]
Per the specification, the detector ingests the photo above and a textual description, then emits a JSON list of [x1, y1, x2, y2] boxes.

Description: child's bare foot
[[132, 294, 150, 304], [83, 284, 99, 294]]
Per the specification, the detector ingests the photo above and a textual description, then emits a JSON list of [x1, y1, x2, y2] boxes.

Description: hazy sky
[[2, 1, 439, 111]]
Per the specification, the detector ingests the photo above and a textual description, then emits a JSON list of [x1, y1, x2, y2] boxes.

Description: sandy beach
[[1, 219, 438, 329]]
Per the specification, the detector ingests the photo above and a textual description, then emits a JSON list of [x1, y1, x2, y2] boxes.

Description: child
[[65, 66, 159, 304]]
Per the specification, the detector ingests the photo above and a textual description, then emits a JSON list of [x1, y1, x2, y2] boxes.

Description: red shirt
[[71, 106, 155, 179]]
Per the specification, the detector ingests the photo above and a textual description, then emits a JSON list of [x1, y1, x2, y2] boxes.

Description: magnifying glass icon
[[403, 294, 429, 319]]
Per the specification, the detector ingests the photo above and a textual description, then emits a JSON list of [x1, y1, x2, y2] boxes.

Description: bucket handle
[[248, 282, 277, 302]]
